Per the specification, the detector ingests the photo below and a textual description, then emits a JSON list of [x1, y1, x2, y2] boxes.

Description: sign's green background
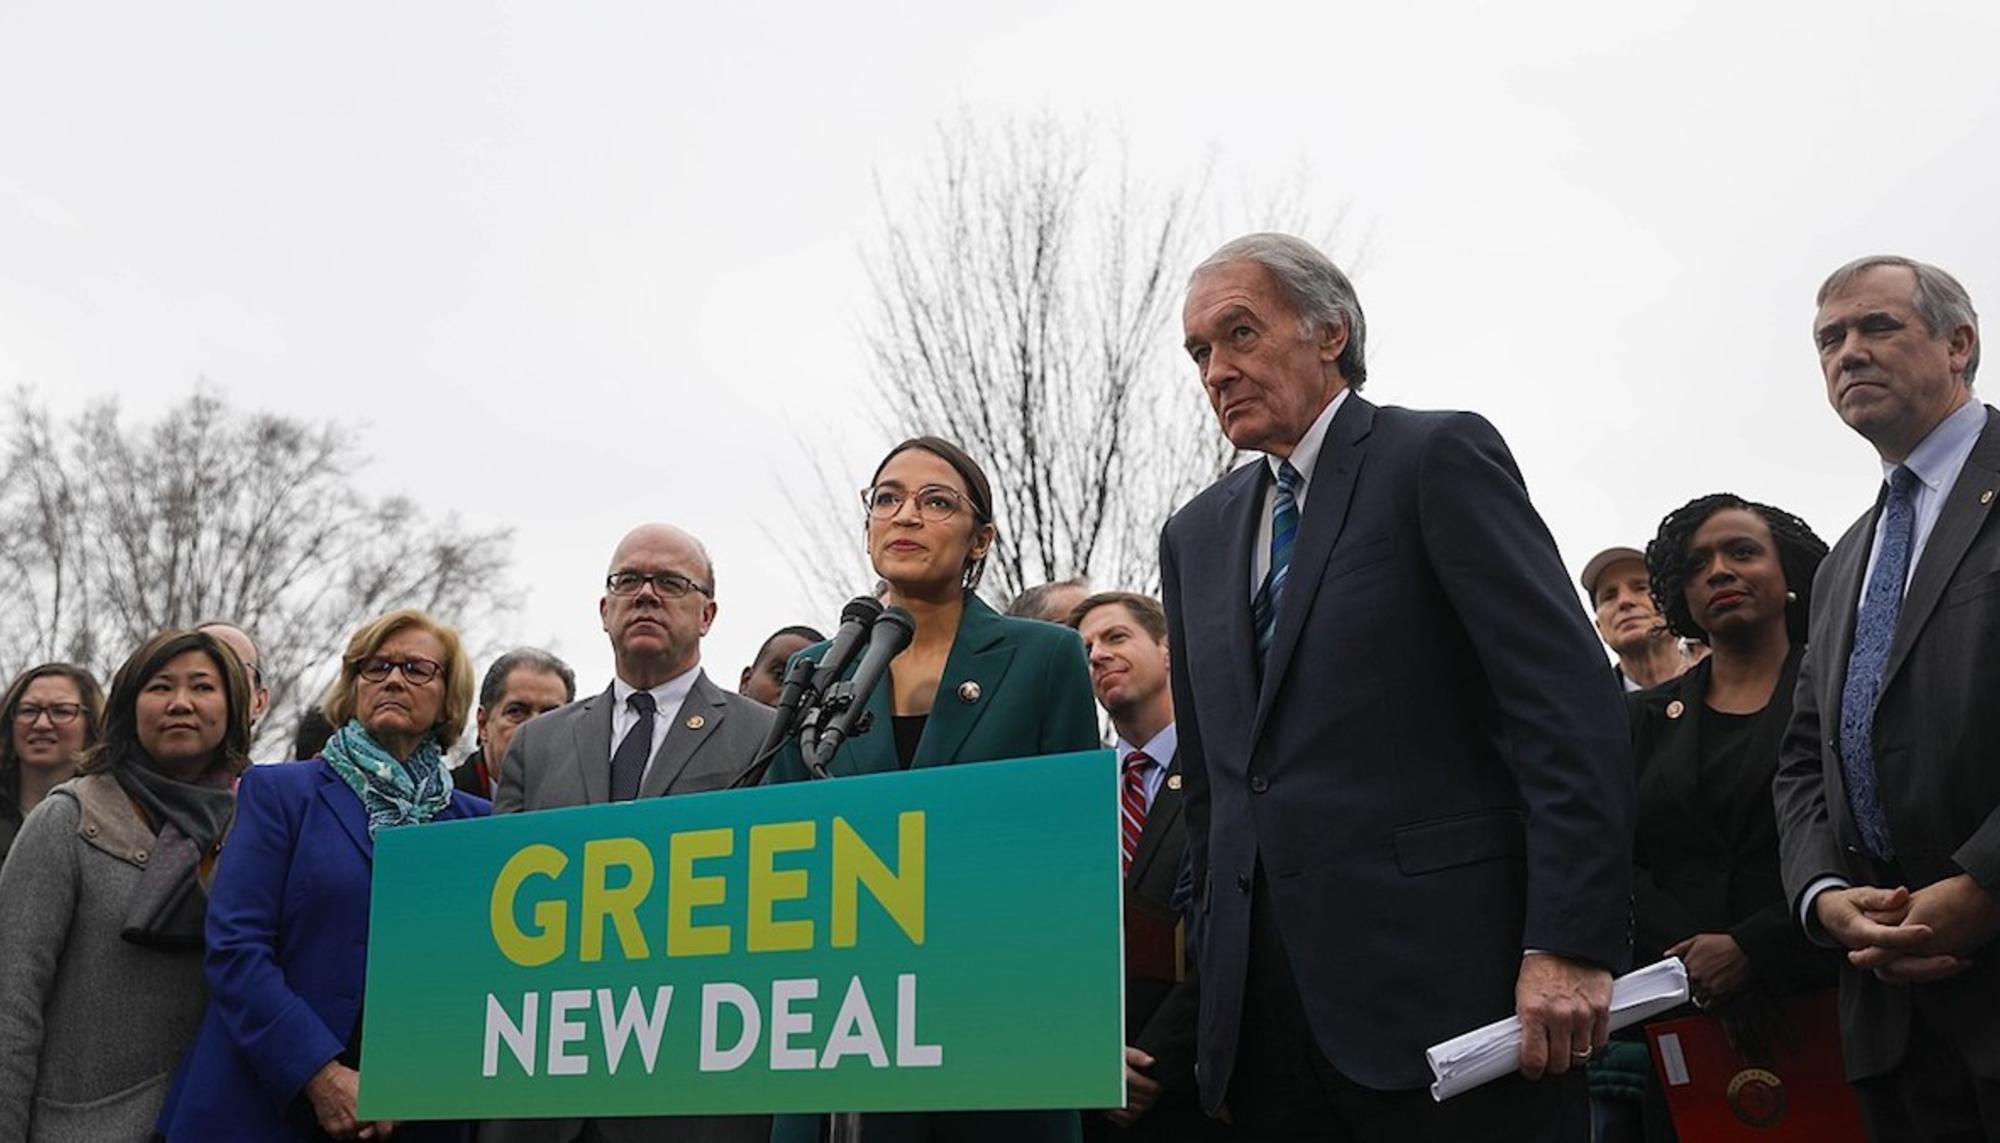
[[358, 751, 1125, 1118]]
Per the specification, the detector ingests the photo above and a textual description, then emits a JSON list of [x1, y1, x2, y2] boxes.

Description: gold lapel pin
[[1666, 700, 1685, 720], [685, 715, 706, 730], [1983, 489, 1995, 505], [957, 681, 981, 704], [1167, 773, 1183, 791]]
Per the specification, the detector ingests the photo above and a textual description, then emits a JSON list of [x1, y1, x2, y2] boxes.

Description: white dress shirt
[[1250, 388, 1352, 596], [610, 665, 700, 783], [1113, 722, 1178, 813], [1802, 397, 1987, 935]]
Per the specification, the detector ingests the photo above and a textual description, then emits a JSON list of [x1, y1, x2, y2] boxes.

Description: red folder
[[1645, 991, 1866, 1142]]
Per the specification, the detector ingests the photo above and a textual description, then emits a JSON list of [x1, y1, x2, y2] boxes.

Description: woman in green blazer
[[768, 435, 1100, 1143]]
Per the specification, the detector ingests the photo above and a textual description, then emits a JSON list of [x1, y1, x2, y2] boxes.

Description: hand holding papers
[[1426, 958, 1689, 1101]]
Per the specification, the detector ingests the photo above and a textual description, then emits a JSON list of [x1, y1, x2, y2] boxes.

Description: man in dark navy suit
[[1160, 233, 1632, 1141]]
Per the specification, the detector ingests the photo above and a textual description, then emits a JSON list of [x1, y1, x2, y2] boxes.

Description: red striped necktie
[[1121, 751, 1152, 874]]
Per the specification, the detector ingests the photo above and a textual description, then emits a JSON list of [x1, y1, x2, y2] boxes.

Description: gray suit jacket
[[487, 669, 775, 1143], [1775, 404, 2000, 1082]]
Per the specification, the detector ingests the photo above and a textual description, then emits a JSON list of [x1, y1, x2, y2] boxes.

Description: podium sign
[[357, 750, 1124, 1119]]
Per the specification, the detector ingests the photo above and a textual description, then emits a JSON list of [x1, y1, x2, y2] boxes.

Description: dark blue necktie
[[609, 690, 656, 802], [1838, 465, 1919, 860], [1252, 461, 1302, 658]]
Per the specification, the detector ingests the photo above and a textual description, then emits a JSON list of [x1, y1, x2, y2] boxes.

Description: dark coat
[[1160, 396, 1633, 1102], [158, 759, 487, 1141], [1775, 404, 2000, 1082], [768, 594, 1100, 1143], [1630, 652, 1836, 993]]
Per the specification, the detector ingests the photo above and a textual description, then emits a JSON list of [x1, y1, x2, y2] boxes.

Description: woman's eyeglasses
[[356, 657, 443, 685], [862, 484, 969, 522], [13, 703, 83, 726]]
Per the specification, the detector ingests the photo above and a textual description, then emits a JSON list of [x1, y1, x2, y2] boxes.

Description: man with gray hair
[[1161, 233, 1631, 1139], [1775, 255, 2000, 1140], [453, 647, 576, 799], [1007, 577, 1091, 623]]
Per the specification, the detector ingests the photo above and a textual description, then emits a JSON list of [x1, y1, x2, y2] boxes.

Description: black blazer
[[1775, 404, 2000, 1081], [1630, 653, 1836, 995], [1161, 395, 1632, 1099]]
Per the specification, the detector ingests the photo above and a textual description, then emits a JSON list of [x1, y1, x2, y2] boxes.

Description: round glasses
[[862, 484, 970, 523]]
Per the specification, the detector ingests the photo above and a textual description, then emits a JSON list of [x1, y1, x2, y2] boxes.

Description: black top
[[1697, 704, 1761, 796], [891, 715, 926, 770]]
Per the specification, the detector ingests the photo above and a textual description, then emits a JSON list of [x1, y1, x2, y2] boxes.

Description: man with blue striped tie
[[1775, 255, 2000, 1142], [1160, 233, 1632, 1142]]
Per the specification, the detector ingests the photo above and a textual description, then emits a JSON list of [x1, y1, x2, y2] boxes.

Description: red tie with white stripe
[[1120, 751, 1151, 874]]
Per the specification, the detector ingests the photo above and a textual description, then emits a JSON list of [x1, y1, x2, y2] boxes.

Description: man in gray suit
[[490, 522, 775, 1143], [1775, 255, 2000, 1141]]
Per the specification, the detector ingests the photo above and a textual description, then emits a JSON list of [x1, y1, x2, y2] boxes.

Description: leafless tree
[[786, 112, 1350, 612], [0, 386, 514, 757]]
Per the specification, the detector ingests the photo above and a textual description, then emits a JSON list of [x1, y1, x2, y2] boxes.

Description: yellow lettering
[[580, 837, 654, 962], [832, 812, 925, 947], [490, 844, 568, 967], [747, 821, 816, 952], [668, 827, 734, 956]]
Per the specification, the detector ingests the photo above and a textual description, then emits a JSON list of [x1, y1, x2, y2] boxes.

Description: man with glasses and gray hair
[[487, 523, 773, 1143]]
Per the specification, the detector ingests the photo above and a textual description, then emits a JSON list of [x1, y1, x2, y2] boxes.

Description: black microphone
[[810, 606, 915, 775], [731, 596, 883, 789], [810, 596, 886, 696]]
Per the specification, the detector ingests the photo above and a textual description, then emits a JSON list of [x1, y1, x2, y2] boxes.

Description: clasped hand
[[1816, 875, 2000, 985], [1514, 952, 1612, 1080]]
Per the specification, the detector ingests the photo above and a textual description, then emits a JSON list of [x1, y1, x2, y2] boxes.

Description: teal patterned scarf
[[321, 718, 453, 835]]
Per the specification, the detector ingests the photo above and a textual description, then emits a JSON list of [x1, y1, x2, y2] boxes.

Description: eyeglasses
[[862, 484, 971, 523], [605, 571, 712, 599], [356, 657, 443, 685], [14, 703, 83, 726]]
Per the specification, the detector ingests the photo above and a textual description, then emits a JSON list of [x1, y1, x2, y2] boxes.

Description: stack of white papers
[[1425, 958, 1689, 1101]]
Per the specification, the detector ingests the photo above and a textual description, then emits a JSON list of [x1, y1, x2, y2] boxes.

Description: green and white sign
[[357, 750, 1125, 1119]]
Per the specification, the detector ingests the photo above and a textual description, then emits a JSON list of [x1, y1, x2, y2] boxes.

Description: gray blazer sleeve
[[0, 796, 81, 1137]]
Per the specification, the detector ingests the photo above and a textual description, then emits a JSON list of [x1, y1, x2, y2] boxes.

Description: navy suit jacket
[[1160, 395, 1632, 1100], [158, 759, 487, 1141]]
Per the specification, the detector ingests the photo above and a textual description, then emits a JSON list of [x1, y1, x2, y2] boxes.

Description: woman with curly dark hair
[[1624, 493, 1841, 1140]]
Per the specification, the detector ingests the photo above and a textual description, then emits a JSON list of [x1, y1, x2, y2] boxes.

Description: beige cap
[[1580, 546, 1647, 597]]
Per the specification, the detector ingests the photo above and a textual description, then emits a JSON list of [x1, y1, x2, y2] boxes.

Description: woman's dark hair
[[0, 662, 107, 773], [1645, 494, 1829, 646], [869, 435, 998, 591], [79, 629, 255, 777]]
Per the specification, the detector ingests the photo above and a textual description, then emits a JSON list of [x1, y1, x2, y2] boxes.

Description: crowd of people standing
[[0, 237, 1991, 1143]]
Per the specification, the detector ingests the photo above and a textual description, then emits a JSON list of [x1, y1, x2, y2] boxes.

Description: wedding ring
[[1571, 1046, 1592, 1061]]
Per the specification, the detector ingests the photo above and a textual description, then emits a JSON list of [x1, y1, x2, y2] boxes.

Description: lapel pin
[[957, 681, 981, 704], [1983, 490, 1995, 505], [1168, 773, 1183, 791], [685, 715, 705, 730], [1666, 700, 1685, 720]]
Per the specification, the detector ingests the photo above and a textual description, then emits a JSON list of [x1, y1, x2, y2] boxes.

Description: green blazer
[[767, 594, 1099, 1143]]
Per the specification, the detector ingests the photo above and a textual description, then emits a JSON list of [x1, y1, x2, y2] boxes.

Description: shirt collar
[[1114, 722, 1178, 769], [612, 663, 702, 712], [1264, 387, 1350, 485], [1887, 397, 1985, 493]]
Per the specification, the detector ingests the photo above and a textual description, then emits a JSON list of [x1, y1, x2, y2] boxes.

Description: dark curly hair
[[1645, 493, 1829, 645]]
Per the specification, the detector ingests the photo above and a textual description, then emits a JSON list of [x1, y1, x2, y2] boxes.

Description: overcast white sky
[[3, 0, 1997, 696]]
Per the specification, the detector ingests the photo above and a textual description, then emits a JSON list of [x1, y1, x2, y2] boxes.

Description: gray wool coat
[[0, 774, 210, 1142]]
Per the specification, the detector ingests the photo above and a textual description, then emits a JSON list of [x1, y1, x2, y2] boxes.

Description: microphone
[[811, 596, 886, 696], [810, 606, 915, 775], [731, 595, 883, 789]]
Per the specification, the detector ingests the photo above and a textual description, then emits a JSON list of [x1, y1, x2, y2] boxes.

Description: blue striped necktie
[[1838, 465, 1919, 860], [1253, 460, 1303, 659]]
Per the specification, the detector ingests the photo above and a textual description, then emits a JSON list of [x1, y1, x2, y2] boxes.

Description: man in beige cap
[[1580, 545, 1692, 692]]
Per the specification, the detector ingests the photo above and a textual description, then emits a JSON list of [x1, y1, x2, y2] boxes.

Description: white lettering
[[700, 982, 761, 1072], [769, 978, 819, 1070], [546, 989, 591, 1076], [894, 974, 942, 1067], [819, 976, 889, 1069], [598, 986, 674, 1075], [483, 992, 538, 1077]]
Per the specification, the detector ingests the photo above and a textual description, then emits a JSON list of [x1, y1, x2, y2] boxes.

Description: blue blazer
[[158, 759, 488, 1141]]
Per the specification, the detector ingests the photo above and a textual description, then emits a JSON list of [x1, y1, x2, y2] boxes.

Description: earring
[[1786, 590, 1798, 602]]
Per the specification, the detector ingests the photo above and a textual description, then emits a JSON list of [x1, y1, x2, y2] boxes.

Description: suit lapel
[[916, 597, 1016, 768], [1881, 407, 2000, 694], [1218, 466, 1264, 721], [1255, 394, 1375, 736], [570, 685, 614, 804], [1127, 751, 1183, 893], [316, 763, 374, 864], [645, 672, 729, 797]]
